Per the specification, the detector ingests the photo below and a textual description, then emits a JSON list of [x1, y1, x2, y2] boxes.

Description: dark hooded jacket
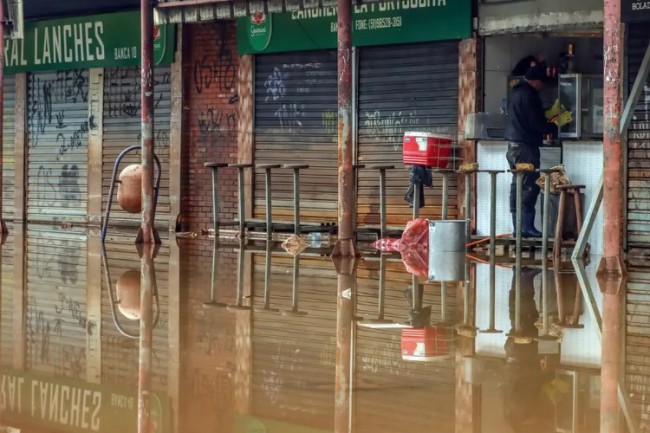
[[505, 81, 555, 147]]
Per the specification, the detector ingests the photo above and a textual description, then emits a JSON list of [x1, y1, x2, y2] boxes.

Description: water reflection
[[0, 226, 643, 432]]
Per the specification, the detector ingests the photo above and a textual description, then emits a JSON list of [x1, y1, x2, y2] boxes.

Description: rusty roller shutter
[[254, 51, 338, 223], [101, 234, 170, 392], [252, 254, 336, 427], [2, 75, 16, 222], [102, 67, 172, 228], [357, 42, 459, 227], [626, 24, 650, 427], [25, 226, 87, 380], [26, 70, 89, 224], [355, 260, 456, 433]]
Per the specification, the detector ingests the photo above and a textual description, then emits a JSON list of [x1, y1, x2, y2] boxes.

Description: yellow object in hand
[[545, 99, 561, 120], [555, 110, 573, 127]]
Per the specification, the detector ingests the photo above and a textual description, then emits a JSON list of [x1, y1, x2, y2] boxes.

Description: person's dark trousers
[[506, 142, 542, 237]]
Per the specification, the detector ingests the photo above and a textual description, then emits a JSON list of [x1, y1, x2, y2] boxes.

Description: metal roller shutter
[[101, 235, 170, 393], [357, 42, 460, 226], [2, 75, 16, 222], [1, 76, 16, 365], [626, 22, 650, 430], [102, 67, 172, 227], [254, 51, 338, 223], [627, 26, 650, 252], [252, 254, 336, 427], [26, 70, 89, 223], [25, 226, 87, 379]]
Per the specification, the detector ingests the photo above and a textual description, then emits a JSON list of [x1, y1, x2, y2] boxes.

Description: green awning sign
[[237, 0, 471, 54], [4, 10, 176, 74], [0, 368, 169, 433]]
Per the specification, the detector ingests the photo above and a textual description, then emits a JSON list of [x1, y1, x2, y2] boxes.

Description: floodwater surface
[[0, 224, 643, 433]]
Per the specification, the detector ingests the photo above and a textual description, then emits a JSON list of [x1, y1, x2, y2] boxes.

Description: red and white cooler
[[401, 327, 451, 362], [402, 131, 452, 168]]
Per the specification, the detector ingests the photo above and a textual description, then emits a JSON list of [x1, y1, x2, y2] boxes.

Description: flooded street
[[0, 224, 642, 433]]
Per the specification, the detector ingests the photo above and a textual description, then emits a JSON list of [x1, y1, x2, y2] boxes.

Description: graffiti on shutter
[[102, 66, 172, 227], [26, 70, 89, 223], [254, 51, 338, 223]]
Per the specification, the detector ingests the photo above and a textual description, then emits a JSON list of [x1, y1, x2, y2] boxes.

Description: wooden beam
[[168, 233, 181, 433]]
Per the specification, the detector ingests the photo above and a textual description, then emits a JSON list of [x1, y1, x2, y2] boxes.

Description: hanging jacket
[[404, 166, 433, 209]]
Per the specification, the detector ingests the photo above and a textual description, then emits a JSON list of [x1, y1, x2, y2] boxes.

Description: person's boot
[[521, 210, 542, 238]]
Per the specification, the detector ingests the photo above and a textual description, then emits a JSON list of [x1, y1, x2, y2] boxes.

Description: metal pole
[[379, 169, 387, 239], [465, 172, 472, 241], [138, 246, 155, 433], [335, 260, 355, 433], [602, 0, 624, 270], [442, 172, 449, 220], [515, 172, 523, 334], [211, 168, 219, 237], [542, 172, 551, 336], [0, 0, 6, 235], [378, 253, 386, 320], [481, 171, 501, 334], [601, 0, 625, 429], [238, 167, 246, 239], [333, 0, 356, 258], [293, 168, 301, 235], [441, 281, 448, 323], [139, 0, 156, 245], [413, 182, 420, 219], [265, 168, 273, 240]]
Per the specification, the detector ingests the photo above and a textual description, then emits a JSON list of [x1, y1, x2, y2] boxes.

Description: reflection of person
[[505, 65, 555, 238], [502, 267, 561, 433]]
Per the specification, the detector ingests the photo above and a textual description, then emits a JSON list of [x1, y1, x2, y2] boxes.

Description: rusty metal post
[[335, 258, 356, 433], [333, 0, 357, 258], [138, 245, 156, 433], [599, 0, 626, 430], [137, 0, 159, 245], [0, 0, 6, 235]]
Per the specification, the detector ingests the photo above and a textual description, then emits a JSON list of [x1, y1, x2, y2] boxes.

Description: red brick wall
[[182, 21, 239, 232]]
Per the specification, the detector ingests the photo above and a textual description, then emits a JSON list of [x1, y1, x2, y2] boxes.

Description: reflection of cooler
[[401, 327, 452, 361], [402, 132, 452, 168]]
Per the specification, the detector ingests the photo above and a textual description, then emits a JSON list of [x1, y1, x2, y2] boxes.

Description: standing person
[[505, 65, 563, 237]]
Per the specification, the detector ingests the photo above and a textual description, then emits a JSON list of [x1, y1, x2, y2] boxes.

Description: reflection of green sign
[[0, 368, 168, 433], [247, 12, 273, 51], [237, 0, 471, 54], [4, 10, 176, 74]]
